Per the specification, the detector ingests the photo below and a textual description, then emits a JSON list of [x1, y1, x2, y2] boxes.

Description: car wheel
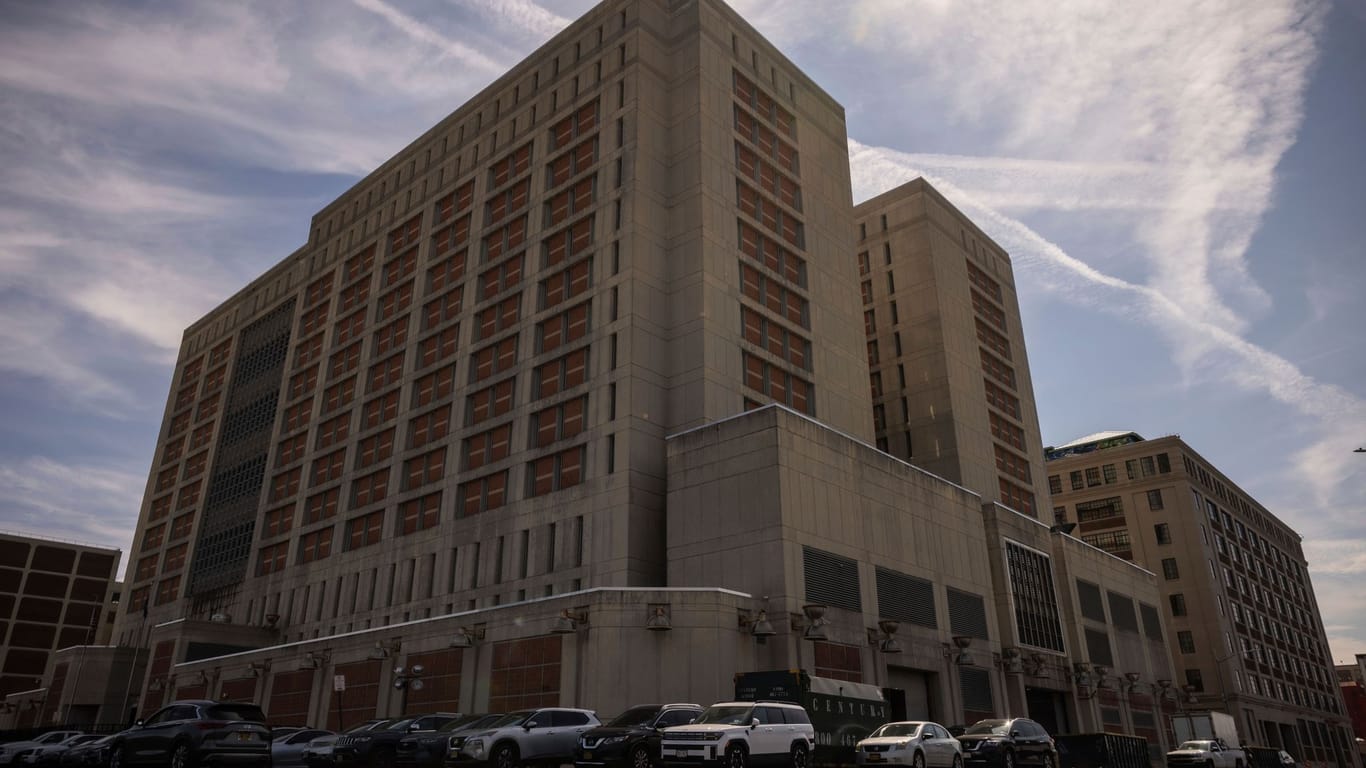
[[1043, 753, 1055, 768], [913, 752, 925, 768], [492, 743, 520, 768], [108, 746, 124, 768], [726, 744, 748, 768], [375, 748, 396, 768], [791, 744, 809, 768], [953, 755, 963, 768], [632, 745, 653, 768], [1003, 750, 1015, 768], [169, 743, 193, 768]]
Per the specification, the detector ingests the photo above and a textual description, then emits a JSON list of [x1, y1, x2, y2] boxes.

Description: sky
[[0, 0, 1364, 663]]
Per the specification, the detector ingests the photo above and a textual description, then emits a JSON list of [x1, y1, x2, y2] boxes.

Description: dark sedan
[[395, 714, 503, 768], [575, 704, 703, 768], [110, 700, 271, 768], [956, 719, 1056, 768]]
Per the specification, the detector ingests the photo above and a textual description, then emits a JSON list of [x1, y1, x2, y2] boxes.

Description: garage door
[[887, 667, 933, 721]]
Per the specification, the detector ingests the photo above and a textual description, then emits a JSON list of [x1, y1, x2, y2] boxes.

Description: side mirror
[[1010, 731, 1020, 738], [751, 718, 760, 729], [524, 721, 538, 730]]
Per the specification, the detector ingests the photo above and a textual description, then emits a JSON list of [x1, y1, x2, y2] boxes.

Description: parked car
[[29, 734, 103, 765], [334, 713, 461, 766], [58, 735, 117, 767], [458, 708, 600, 768], [0, 733, 84, 766], [109, 700, 271, 767], [1165, 740, 1246, 768], [307, 721, 394, 768], [956, 719, 1056, 768], [395, 713, 502, 768], [659, 700, 816, 768], [274, 729, 335, 768], [575, 703, 704, 768], [856, 722, 963, 768]]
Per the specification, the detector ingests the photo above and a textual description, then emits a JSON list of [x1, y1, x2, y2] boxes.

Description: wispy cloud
[[453, 0, 571, 39], [350, 0, 506, 73], [0, 456, 144, 558]]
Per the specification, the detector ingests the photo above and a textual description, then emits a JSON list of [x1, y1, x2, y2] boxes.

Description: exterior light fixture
[[801, 605, 829, 641], [449, 627, 484, 648], [553, 609, 589, 634], [645, 605, 673, 632]]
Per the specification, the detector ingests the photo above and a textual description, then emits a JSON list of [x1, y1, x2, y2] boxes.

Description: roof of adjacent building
[[1044, 431, 1145, 461]]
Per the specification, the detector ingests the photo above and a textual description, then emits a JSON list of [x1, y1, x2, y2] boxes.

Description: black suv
[[110, 700, 271, 768], [575, 704, 703, 768], [394, 713, 503, 768], [335, 713, 462, 767], [956, 719, 1056, 768]]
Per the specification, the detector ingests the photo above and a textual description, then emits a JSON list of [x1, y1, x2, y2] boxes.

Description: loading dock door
[[887, 667, 933, 722]]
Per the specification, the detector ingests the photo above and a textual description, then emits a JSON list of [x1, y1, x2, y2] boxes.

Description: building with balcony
[[1047, 432, 1354, 764]]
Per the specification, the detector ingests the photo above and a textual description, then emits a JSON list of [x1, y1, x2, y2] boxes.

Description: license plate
[[674, 750, 690, 758], [236, 732, 254, 741], [868, 755, 882, 762], [584, 753, 593, 760]]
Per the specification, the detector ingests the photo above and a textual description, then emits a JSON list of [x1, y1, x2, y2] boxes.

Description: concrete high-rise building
[[30, 0, 1179, 742], [854, 180, 1047, 517], [1047, 432, 1355, 765], [113, 0, 870, 648]]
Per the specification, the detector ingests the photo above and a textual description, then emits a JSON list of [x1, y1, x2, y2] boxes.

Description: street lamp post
[[392, 665, 425, 716]]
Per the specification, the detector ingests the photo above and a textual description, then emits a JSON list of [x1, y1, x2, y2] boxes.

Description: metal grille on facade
[[1004, 542, 1065, 652], [1107, 591, 1139, 633], [189, 299, 295, 596], [1076, 580, 1106, 623], [803, 546, 861, 613], [1084, 627, 1113, 667], [959, 667, 992, 712], [946, 587, 989, 640], [875, 566, 936, 628]]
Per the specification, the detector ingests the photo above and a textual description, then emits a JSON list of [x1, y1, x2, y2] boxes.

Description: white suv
[[660, 701, 815, 768]]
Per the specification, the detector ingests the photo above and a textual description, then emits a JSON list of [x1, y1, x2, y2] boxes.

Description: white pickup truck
[[1165, 739, 1246, 768]]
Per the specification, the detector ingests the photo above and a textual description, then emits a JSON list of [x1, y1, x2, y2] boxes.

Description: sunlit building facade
[[17, 0, 1185, 748], [1048, 433, 1355, 765]]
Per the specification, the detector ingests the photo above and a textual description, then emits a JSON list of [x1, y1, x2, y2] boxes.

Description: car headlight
[[353, 736, 372, 744], [466, 739, 486, 757], [602, 736, 628, 746]]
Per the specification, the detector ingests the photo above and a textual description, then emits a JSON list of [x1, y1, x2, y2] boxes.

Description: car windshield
[[207, 704, 268, 722], [490, 711, 535, 728], [436, 715, 487, 733], [1179, 742, 1213, 751], [346, 720, 391, 733], [39, 733, 74, 744], [69, 735, 101, 746], [871, 724, 923, 739], [965, 721, 1010, 736], [610, 706, 662, 727], [695, 705, 753, 725], [386, 719, 417, 731]]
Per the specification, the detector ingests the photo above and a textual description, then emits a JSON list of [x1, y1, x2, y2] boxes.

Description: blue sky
[[1, 0, 1364, 662]]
